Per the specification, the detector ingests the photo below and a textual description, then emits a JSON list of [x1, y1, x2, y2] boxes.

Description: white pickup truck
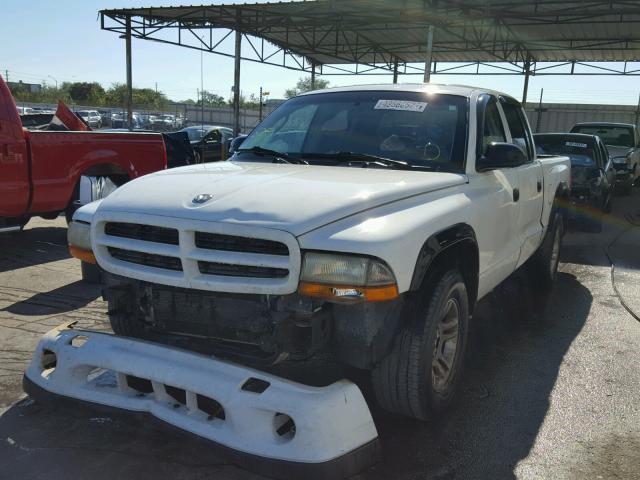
[[28, 84, 570, 473]]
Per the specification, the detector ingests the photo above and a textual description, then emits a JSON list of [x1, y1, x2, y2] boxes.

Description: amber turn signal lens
[[69, 245, 97, 264], [298, 282, 399, 303]]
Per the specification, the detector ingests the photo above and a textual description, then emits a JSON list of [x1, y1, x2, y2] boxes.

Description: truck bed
[[25, 130, 167, 215]]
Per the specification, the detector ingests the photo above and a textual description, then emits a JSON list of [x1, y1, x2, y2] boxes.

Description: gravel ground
[[0, 190, 639, 480]]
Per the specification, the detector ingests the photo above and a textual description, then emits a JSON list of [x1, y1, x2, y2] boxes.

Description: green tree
[[67, 82, 105, 104], [284, 76, 329, 98], [8, 81, 71, 104], [199, 91, 227, 107], [105, 83, 170, 109]]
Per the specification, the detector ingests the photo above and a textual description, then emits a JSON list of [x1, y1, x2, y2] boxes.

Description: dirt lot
[[1, 192, 639, 480]]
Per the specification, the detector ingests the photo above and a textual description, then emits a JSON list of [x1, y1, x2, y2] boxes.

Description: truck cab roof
[[299, 83, 518, 102]]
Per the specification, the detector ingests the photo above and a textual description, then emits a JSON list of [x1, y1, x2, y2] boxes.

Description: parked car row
[[531, 121, 639, 233]]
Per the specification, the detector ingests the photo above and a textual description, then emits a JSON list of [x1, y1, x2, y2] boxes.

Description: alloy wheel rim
[[432, 298, 460, 393]]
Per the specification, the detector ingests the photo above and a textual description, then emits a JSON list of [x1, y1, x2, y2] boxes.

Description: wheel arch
[[66, 163, 132, 204], [409, 223, 479, 313]]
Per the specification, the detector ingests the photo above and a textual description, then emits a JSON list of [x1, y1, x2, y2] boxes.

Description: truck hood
[[607, 145, 634, 159], [98, 161, 467, 236]]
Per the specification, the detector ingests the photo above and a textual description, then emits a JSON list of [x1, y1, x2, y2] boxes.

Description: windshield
[[535, 136, 596, 166], [571, 125, 634, 147], [237, 91, 468, 171]]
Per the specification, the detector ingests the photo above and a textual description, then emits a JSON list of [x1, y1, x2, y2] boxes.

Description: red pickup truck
[[0, 76, 167, 232]]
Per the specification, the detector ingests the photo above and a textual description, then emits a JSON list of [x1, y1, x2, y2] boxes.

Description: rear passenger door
[[499, 97, 544, 266]]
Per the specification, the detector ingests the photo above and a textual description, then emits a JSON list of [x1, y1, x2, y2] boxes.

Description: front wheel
[[372, 269, 469, 420]]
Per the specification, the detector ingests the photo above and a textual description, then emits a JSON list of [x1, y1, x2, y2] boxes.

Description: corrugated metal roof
[[100, 0, 640, 65]]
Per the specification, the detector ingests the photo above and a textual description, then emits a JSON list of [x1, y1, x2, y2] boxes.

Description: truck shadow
[[0, 270, 591, 480], [1, 280, 100, 316], [0, 226, 70, 274], [368, 270, 591, 480]]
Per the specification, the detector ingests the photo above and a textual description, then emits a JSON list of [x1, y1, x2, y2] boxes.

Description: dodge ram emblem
[[192, 193, 213, 204]]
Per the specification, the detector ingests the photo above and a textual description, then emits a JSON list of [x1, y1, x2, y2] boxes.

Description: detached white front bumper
[[23, 323, 379, 479]]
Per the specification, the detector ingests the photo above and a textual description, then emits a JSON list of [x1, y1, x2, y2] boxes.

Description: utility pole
[[4, 70, 8, 82], [125, 15, 133, 131], [155, 82, 158, 94], [259, 86, 263, 122]]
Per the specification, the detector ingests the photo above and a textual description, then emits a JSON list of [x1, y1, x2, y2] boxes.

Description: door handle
[[513, 188, 520, 202], [537, 180, 542, 192]]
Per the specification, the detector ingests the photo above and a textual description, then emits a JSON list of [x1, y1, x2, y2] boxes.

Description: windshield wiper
[[335, 151, 411, 169], [304, 151, 427, 170], [237, 146, 308, 164]]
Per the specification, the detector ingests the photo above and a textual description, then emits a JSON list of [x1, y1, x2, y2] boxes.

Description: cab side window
[[205, 130, 221, 144], [482, 99, 506, 156], [501, 101, 533, 162]]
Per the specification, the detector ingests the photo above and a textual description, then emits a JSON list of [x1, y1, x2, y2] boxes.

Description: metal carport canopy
[[99, 0, 640, 132]]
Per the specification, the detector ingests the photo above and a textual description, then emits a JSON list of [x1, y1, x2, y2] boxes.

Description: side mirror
[[477, 142, 527, 172], [229, 135, 247, 154]]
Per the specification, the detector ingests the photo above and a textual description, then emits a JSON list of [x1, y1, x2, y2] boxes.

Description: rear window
[[571, 125, 634, 147], [535, 136, 596, 166]]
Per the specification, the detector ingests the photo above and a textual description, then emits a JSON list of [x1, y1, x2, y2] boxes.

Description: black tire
[[529, 211, 563, 288], [81, 261, 102, 284], [371, 269, 469, 420], [107, 291, 147, 338]]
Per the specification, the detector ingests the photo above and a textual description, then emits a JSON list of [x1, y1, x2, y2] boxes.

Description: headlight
[[298, 252, 398, 303], [68, 221, 91, 250], [67, 221, 96, 263], [612, 156, 628, 164]]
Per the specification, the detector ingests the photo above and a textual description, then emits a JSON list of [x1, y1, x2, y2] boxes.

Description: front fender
[[72, 199, 103, 224], [297, 189, 474, 293]]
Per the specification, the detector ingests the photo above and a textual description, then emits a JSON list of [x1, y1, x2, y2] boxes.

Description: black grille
[[109, 247, 183, 271], [195, 232, 289, 256], [198, 261, 288, 278], [105, 222, 179, 245]]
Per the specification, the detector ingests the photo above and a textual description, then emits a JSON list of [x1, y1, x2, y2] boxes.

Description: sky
[[1, 0, 640, 105]]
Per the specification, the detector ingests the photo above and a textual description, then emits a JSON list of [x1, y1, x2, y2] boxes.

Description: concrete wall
[[524, 103, 640, 133], [181, 104, 279, 132]]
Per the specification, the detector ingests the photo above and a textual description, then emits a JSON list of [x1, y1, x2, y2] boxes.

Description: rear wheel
[[371, 269, 469, 420], [529, 210, 563, 289]]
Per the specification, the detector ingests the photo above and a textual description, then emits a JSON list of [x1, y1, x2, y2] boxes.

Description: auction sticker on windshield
[[374, 99, 428, 112], [566, 142, 588, 148]]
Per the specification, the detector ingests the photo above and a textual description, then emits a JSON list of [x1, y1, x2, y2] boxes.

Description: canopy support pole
[[311, 61, 316, 89], [125, 15, 133, 131], [393, 57, 399, 84], [233, 29, 242, 137], [522, 58, 532, 105], [423, 25, 434, 83]]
